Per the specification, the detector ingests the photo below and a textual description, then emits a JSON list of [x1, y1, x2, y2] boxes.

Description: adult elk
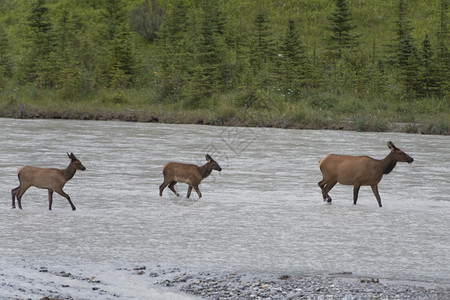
[[318, 141, 413, 207], [11, 153, 86, 210], [159, 154, 222, 198]]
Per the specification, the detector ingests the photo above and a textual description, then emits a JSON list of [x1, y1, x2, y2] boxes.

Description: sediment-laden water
[[0, 118, 449, 298]]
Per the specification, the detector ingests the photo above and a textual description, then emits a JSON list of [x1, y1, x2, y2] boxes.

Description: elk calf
[[11, 153, 86, 210], [318, 141, 413, 207], [159, 154, 222, 198]]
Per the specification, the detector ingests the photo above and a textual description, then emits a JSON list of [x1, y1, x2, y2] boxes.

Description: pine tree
[[24, 0, 56, 87], [0, 26, 12, 88], [251, 11, 272, 72], [250, 9, 274, 89], [420, 34, 437, 96], [326, 0, 359, 59], [156, 0, 190, 101], [130, 0, 165, 42], [277, 19, 308, 99], [435, 0, 449, 96], [166, 0, 189, 67], [99, 0, 136, 88], [192, 0, 225, 96], [223, 15, 248, 89], [392, 0, 420, 96], [54, 9, 82, 100]]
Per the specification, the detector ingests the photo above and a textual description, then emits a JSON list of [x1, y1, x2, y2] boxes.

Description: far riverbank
[[1, 105, 448, 135]]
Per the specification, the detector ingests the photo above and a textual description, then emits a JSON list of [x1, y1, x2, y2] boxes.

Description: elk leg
[[55, 189, 76, 211], [159, 180, 169, 196], [371, 185, 382, 208], [324, 181, 337, 202], [168, 182, 180, 196], [318, 181, 328, 201], [17, 195, 22, 210], [353, 185, 361, 205], [194, 186, 202, 198], [48, 189, 54, 210], [11, 186, 20, 209], [16, 186, 30, 209], [186, 186, 193, 198], [319, 180, 334, 202]]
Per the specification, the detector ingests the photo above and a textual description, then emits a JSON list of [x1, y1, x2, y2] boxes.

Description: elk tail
[[318, 155, 329, 167]]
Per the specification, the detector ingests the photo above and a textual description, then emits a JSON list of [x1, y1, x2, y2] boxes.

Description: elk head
[[67, 152, 86, 171], [387, 141, 414, 164], [206, 154, 222, 172]]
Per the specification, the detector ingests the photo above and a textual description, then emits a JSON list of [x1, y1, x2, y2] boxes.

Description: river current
[[0, 118, 449, 284]]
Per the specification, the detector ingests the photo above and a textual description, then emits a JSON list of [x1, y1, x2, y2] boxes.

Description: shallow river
[[0, 118, 449, 285]]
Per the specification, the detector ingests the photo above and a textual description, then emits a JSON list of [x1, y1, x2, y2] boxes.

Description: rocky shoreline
[[1, 263, 449, 299], [157, 269, 449, 300]]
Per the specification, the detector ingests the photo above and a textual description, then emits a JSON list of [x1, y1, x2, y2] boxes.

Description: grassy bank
[[1, 85, 449, 135]]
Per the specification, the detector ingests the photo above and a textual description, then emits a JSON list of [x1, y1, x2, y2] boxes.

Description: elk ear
[[67, 152, 76, 160], [205, 154, 213, 162], [387, 141, 397, 151]]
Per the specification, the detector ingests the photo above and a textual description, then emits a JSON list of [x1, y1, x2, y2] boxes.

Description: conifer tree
[[193, 0, 225, 96], [54, 9, 82, 100], [99, 0, 136, 88], [24, 0, 55, 87], [435, 0, 449, 96], [251, 11, 272, 71], [156, 0, 189, 101], [392, 0, 420, 96], [130, 0, 165, 42], [326, 0, 359, 59], [420, 34, 437, 96], [0, 26, 12, 88], [250, 10, 274, 89], [223, 15, 248, 89], [277, 19, 308, 99], [166, 0, 188, 68]]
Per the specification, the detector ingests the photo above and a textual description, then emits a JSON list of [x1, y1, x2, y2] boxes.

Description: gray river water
[[0, 118, 449, 285]]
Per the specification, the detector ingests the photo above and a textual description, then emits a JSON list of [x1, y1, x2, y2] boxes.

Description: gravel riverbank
[[157, 269, 449, 300], [1, 263, 449, 300]]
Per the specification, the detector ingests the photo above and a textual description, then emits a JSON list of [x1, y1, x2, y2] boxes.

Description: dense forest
[[0, 0, 449, 133]]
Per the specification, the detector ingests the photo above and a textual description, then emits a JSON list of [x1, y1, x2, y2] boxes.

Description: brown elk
[[159, 154, 222, 198], [11, 153, 86, 210], [318, 141, 413, 207]]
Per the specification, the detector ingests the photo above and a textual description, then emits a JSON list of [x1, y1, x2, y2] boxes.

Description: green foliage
[[0, 0, 447, 132]]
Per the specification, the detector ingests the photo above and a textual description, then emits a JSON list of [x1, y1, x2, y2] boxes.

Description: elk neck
[[62, 161, 78, 181], [199, 162, 214, 179], [380, 152, 398, 175]]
